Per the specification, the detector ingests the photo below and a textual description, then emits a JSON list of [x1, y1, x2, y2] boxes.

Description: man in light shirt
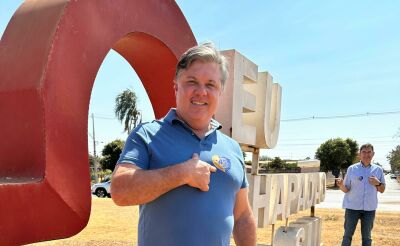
[[337, 143, 385, 246]]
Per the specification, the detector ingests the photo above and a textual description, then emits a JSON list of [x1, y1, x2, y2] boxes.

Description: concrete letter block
[[271, 174, 285, 222], [316, 172, 326, 203], [243, 72, 282, 148], [247, 174, 273, 227], [217, 50, 257, 145], [287, 174, 301, 216]]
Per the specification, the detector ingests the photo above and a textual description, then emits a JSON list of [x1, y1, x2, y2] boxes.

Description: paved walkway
[[316, 174, 400, 211]]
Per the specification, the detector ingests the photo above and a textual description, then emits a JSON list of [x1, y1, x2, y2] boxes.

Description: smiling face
[[360, 146, 374, 166], [174, 60, 223, 132]]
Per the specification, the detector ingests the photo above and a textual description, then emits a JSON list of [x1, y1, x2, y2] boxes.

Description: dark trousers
[[341, 209, 376, 246]]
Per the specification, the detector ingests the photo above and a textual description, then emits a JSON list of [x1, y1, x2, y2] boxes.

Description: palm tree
[[115, 88, 141, 134]]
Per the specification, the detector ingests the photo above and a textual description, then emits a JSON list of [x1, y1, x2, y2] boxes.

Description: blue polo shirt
[[117, 109, 248, 246], [342, 162, 385, 211]]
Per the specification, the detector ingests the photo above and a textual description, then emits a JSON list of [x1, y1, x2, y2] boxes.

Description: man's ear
[[173, 81, 178, 94]]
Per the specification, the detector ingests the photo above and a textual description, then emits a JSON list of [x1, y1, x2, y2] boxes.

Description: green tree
[[115, 88, 141, 134], [344, 138, 359, 170], [315, 138, 358, 178], [100, 139, 125, 171], [387, 145, 400, 172], [269, 157, 285, 169]]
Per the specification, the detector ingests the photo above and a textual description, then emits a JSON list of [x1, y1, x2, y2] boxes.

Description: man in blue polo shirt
[[110, 43, 256, 246], [337, 143, 385, 246]]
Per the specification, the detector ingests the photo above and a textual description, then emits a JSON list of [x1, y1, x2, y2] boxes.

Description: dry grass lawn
[[31, 197, 400, 246]]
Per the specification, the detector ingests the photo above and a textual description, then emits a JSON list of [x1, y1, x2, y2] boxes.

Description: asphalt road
[[316, 174, 400, 211]]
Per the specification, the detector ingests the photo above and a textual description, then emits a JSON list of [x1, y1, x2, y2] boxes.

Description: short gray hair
[[175, 42, 228, 88], [360, 143, 374, 152]]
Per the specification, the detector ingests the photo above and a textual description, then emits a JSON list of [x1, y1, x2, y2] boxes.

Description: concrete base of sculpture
[[273, 226, 305, 246], [296, 216, 322, 246], [289, 221, 313, 246], [270, 216, 322, 246]]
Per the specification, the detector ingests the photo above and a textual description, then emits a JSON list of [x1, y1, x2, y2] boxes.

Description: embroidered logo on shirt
[[212, 155, 231, 172]]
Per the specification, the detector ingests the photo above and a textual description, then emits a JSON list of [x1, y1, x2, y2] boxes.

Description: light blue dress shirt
[[342, 162, 385, 211]]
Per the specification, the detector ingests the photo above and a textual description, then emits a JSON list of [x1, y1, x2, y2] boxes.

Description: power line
[[89, 115, 116, 120], [89, 112, 144, 120], [275, 141, 397, 147], [88, 109, 400, 122], [279, 135, 396, 142], [282, 110, 400, 122]]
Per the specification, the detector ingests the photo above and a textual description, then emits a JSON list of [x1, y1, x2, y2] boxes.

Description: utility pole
[[92, 113, 99, 183]]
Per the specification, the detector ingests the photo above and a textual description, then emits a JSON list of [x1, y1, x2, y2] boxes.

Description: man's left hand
[[368, 176, 380, 186]]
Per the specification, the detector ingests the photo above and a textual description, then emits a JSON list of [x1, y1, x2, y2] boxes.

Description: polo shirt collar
[[359, 161, 371, 168], [164, 108, 222, 131]]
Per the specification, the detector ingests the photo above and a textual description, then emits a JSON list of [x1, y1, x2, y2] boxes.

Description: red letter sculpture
[[0, 0, 196, 244]]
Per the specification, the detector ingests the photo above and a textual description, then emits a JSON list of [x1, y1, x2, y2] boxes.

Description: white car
[[91, 180, 111, 198]]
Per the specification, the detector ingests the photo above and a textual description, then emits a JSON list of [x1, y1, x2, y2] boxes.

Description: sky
[[1, 1, 399, 170]]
